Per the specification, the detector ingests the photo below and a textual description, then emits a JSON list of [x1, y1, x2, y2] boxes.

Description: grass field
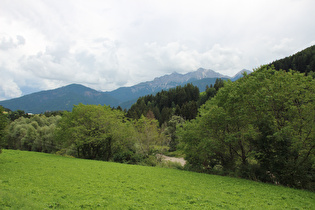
[[1, 150, 314, 209]]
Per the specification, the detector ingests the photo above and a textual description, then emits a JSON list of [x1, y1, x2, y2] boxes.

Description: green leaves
[[5, 115, 61, 153], [0, 106, 8, 152], [56, 104, 132, 160], [179, 66, 315, 190]]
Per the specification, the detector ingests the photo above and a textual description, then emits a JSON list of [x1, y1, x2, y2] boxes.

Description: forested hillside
[[0, 84, 120, 114], [127, 79, 225, 126], [270, 45, 315, 75]]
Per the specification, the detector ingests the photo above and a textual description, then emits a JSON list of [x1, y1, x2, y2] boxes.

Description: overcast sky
[[1, 0, 315, 100]]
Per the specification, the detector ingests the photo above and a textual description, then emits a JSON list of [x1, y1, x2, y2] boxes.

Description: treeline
[[0, 106, 7, 151], [1, 66, 314, 191], [5, 115, 61, 153], [270, 45, 315, 75], [0, 105, 169, 166], [0, 79, 225, 165], [55, 104, 167, 164], [127, 79, 224, 125], [0, 79, 225, 163], [179, 66, 315, 191]]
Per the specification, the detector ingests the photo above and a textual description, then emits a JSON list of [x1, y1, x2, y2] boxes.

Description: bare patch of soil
[[158, 154, 186, 166]]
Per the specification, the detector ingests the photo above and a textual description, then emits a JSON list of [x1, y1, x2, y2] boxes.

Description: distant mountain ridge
[[3, 44, 314, 114], [151, 68, 226, 84], [0, 68, 249, 113], [0, 84, 119, 114], [107, 68, 229, 102]]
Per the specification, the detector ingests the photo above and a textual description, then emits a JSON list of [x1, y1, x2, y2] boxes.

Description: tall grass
[[1, 150, 314, 209]]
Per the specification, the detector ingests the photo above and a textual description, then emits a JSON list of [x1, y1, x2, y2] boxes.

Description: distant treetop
[[269, 45, 315, 75]]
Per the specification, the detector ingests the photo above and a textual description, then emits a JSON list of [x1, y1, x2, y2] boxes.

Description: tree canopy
[[5, 114, 61, 153], [179, 66, 315, 190], [270, 45, 315, 75], [55, 104, 166, 164], [127, 80, 224, 126], [0, 106, 8, 153]]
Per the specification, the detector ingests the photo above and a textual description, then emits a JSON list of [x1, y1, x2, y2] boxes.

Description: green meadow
[[1, 150, 314, 209]]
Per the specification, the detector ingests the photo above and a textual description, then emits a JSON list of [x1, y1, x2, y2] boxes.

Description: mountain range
[[0, 68, 250, 113]]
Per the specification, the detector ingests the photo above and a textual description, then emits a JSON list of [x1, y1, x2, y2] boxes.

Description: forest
[[0, 65, 314, 191], [270, 45, 315, 76]]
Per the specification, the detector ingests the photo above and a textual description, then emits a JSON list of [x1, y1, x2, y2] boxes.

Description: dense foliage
[[0, 106, 8, 153], [6, 109, 30, 121], [270, 45, 315, 75], [5, 115, 61, 153], [55, 104, 167, 164], [179, 66, 315, 190], [127, 80, 224, 126]]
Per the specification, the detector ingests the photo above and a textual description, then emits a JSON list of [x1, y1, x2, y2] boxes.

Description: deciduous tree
[[179, 66, 315, 190]]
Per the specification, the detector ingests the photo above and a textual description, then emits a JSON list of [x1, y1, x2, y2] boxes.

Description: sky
[[1, 0, 315, 100]]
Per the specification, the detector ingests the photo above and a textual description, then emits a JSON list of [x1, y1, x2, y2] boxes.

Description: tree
[[4, 115, 61, 153], [133, 115, 163, 156], [127, 83, 201, 125], [250, 67, 315, 188], [163, 115, 185, 152], [270, 45, 315, 74], [56, 104, 136, 161], [213, 78, 224, 91], [0, 106, 8, 153], [8, 110, 29, 121], [160, 107, 172, 126], [180, 101, 198, 120], [179, 66, 315, 190]]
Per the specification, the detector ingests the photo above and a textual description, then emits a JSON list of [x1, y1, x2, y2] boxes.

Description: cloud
[[0, 68, 22, 100], [0, 0, 315, 100], [0, 35, 25, 50], [19, 37, 130, 92], [141, 42, 244, 76], [272, 38, 294, 55]]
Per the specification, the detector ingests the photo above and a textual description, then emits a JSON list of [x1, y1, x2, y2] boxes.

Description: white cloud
[[0, 0, 315, 100], [141, 42, 244, 76], [0, 35, 25, 50], [272, 38, 294, 55], [0, 71, 22, 100]]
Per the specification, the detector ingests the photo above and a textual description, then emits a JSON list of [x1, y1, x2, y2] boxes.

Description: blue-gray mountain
[[0, 68, 250, 113], [108, 68, 233, 102]]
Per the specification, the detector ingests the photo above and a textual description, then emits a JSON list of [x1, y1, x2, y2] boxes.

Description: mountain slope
[[0, 68, 248, 113], [0, 84, 120, 113], [231, 69, 252, 81], [269, 45, 315, 74], [108, 68, 228, 102]]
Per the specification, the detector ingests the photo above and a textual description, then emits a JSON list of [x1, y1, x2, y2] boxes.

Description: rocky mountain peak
[[231, 69, 252, 81]]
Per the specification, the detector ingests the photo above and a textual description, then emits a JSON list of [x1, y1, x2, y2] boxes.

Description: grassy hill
[[1, 150, 314, 209]]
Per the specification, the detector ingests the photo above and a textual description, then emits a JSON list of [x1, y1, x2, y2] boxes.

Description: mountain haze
[[0, 84, 119, 114], [108, 68, 229, 102], [0, 68, 248, 113]]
